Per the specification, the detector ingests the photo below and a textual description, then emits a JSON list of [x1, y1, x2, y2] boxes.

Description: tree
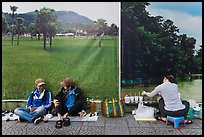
[[47, 22, 57, 50], [10, 5, 18, 45], [121, 2, 152, 81], [35, 7, 58, 50], [92, 18, 108, 47], [93, 18, 108, 34], [107, 23, 118, 36], [193, 45, 202, 73], [121, 2, 198, 84], [28, 23, 36, 39], [16, 17, 25, 45], [2, 14, 8, 35], [175, 34, 196, 79]]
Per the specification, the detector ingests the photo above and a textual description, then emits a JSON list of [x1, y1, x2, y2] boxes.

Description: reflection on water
[[178, 79, 202, 102]]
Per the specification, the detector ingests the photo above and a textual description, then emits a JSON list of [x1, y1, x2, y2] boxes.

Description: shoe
[[5, 112, 14, 121], [41, 117, 48, 123], [34, 117, 43, 125], [154, 113, 163, 120], [63, 117, 70, 127], [185, 119, 193, 124], [180, 119, 193, 124], [41, 115, 48, 123], [5, 116, 10, 121], [156, 116, 166, 122], [55, 120, 63, 129]]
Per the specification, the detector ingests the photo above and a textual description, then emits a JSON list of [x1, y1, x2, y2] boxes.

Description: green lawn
[[2, 36, 119, 100]]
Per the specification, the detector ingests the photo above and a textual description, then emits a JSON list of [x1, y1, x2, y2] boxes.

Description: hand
[[53, 99, 59, 107], [141, 91, 146, 96], [30, 107, 37, 112], [78, 111, 86, 117], [63, 112, 69, 118]]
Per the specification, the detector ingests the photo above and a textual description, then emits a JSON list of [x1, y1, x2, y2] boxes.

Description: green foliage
[[2, 36, 119, 100], [2, 14, 8, 34], [121, 2, 201, 84]]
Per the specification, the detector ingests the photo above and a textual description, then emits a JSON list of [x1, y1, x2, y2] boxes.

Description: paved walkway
[[2, 113, 202, 135]]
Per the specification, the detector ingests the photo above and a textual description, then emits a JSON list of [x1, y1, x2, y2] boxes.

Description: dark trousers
[[158, 98, 190, 119], [53, 100, 83, 116]]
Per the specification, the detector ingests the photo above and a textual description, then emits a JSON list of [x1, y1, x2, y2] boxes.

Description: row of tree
[[121, 2, 202, 84], [2, 6, 119, 50]]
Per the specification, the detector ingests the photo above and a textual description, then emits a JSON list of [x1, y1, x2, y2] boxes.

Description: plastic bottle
[[124, 95, 130, 104], [90, 99, 96, 116]]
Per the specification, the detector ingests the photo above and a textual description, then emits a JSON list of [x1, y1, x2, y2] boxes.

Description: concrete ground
[[2, 112, 202, 135]]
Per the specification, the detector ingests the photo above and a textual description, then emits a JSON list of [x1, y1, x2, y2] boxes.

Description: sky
[[2, 2, 120, 26], [146, 2, 202, 51]]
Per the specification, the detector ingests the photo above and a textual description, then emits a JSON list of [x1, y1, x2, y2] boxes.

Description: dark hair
[[164, 75, 174, 83], [68, 85, 75, 90]]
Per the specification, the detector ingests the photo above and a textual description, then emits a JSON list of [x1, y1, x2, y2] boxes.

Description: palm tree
[[28, 23, 36, 39], [47, 22, 57, 50], [93, 18, 108, 47], [35, 7, 57, 50], [10, 5, 18, 45], [16, 17, 25, 45]]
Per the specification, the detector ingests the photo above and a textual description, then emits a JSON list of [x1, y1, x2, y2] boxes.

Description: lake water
[[178, 79, 202, 103]]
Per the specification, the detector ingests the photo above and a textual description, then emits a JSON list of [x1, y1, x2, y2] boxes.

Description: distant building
[[56, 33, 74, 37]]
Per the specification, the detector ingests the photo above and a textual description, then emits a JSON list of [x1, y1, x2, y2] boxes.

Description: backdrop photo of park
[[2, 2, 120, 101]]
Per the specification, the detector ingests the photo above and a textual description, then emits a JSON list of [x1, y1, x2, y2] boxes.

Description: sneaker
[[34, 117, 42, 125], [5, 116, 10, 121]]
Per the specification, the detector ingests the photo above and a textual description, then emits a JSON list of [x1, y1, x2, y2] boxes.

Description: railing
[[2, 100, 27, 102], [2, 99, 102, 112], [191, 74, 202, 79]]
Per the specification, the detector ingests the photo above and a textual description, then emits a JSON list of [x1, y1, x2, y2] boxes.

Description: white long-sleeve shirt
[[146, 82, 185, 111]]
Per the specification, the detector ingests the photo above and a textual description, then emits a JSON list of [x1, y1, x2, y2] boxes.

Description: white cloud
[[147, 7, 202, 51]]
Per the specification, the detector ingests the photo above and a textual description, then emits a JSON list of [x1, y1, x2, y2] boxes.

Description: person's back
[[156, 82, 185, 111]]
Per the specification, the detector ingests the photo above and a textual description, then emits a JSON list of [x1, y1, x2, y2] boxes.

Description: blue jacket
[[26, 88, 52, 109], [54, 87, 87, 113]]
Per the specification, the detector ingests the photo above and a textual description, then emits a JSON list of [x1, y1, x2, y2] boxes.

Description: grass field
[[2, 36, 119, 100]]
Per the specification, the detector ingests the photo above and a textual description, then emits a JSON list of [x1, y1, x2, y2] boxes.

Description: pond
[[178, 79, 202, 103]]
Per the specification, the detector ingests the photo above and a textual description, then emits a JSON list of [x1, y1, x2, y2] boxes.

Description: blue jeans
[[14, 106, 47, 123]]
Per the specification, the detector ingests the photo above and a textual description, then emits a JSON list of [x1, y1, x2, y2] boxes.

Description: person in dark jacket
[[14, 78, 52, 125], [53, 77, 87, 128]]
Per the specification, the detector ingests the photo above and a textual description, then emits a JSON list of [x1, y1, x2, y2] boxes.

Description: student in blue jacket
[[14, 78, 52, 125]]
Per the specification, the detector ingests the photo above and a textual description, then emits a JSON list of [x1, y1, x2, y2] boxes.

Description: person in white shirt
[[141, 74, 192, 124]]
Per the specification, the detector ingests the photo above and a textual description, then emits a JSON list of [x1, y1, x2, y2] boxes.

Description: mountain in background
[[56, 10, 93, 25], [3, 10, 94, 32]]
